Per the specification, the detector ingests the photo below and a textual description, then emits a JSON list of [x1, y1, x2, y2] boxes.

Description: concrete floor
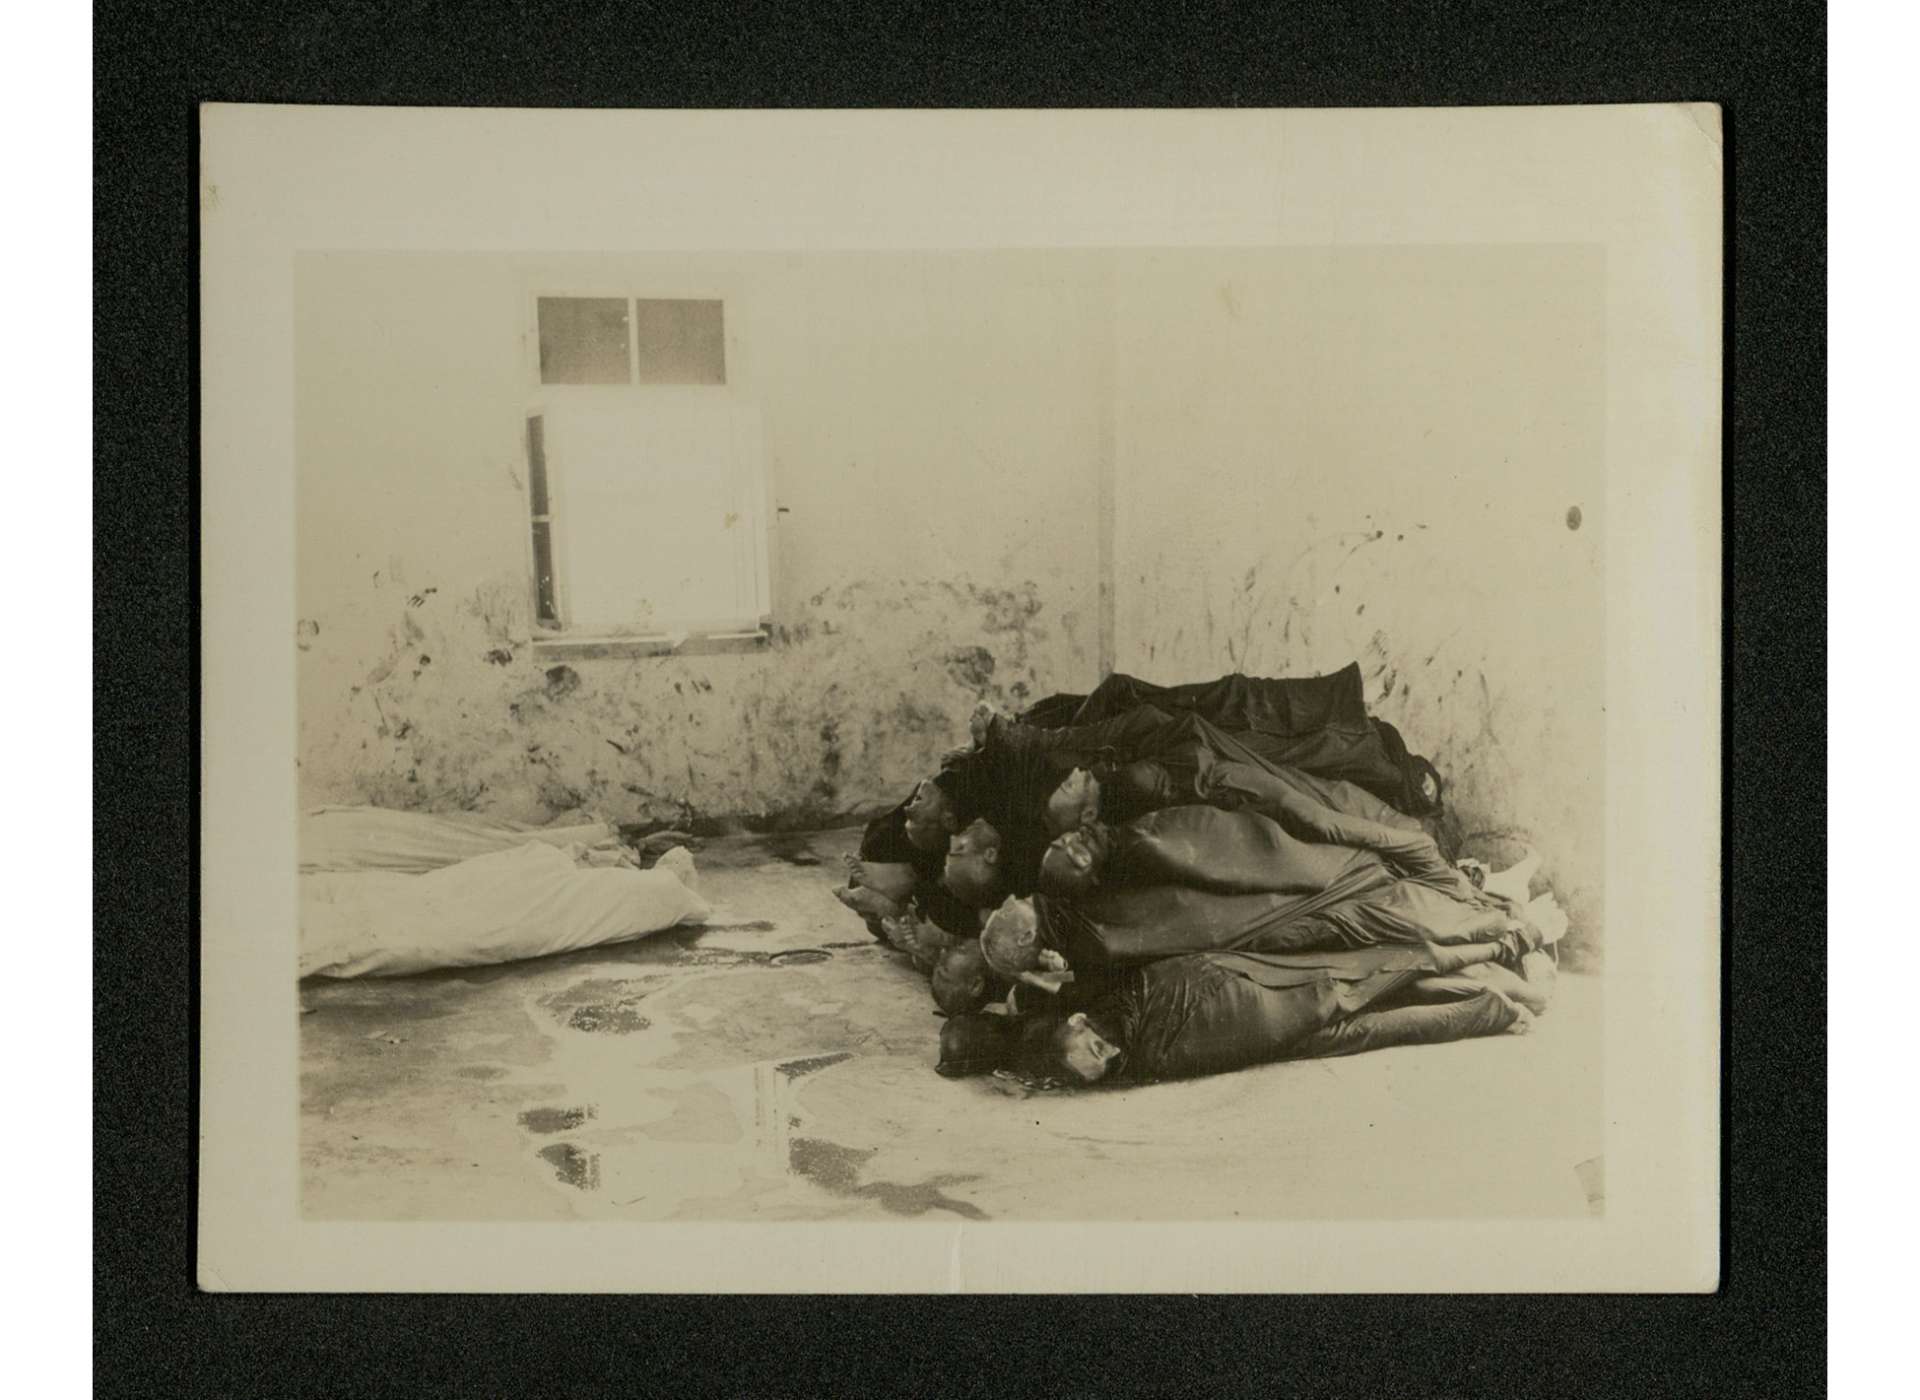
[[301, 828, 1604, 1222]]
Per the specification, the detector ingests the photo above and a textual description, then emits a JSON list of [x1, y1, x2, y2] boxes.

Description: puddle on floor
[[519, 1105, 597, 1135], [537, 1142, 601, 1191], [786, 1137, 987, 1220]]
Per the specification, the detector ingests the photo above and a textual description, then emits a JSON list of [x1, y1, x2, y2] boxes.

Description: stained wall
[[295, 252, 1112, 830], [1110, 246, 1607, 957], [297, 245, 1608, 956]]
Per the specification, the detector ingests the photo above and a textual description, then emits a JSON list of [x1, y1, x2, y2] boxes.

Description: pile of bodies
[[832, 662, 1560, 1088]]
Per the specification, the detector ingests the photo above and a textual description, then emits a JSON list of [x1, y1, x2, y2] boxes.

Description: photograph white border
[[199, 104, 1721, 1292]]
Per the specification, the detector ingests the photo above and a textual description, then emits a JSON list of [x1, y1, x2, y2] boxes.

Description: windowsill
[[529, 627, 771, 661]]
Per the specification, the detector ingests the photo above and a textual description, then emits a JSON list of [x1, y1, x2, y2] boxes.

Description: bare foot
[[1516, 948, 1558, 1014], [1496, 992, 1536, 1035], [834, 884, 903, 920]]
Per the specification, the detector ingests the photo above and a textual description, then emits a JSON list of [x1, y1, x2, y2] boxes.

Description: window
[[536, 297, 632, 384], [524, 415, 560, 626], [524, 294, 768, 648], [537, 296, 726, 386]]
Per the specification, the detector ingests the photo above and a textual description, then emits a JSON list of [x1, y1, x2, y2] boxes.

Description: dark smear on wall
[[537, 1142, 601, 1191], [483, 647, 513, 666], [1566, 505, 1584, 530], [544, 665, 581, 700], [786, 1137, 987, 1220], [519, 1105, 598, 1135], [943, 645, 996, 691], [816, 718, 843, 803]]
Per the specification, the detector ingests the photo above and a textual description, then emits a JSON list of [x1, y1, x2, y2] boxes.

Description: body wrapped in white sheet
[[300, 804, 619, 874], [301, 840, 709, 978]]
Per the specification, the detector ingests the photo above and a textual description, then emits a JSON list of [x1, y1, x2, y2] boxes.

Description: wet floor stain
[[519, 1105, 597, 1135], [568, 1004, 650, 1034], [538, 1142, 601, 1191], [754, 833, 825, 867], [636, 1082, 742, 1145], [787, 1137, 988, 1220], [777, 1051, 854, 1080], [541, 974, 673, 1035]]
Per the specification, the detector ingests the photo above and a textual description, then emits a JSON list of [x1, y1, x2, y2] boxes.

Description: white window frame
[[518, 281, 772, 656]]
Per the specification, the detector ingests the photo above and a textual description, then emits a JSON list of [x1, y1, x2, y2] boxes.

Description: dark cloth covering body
[[1096, 773, 1442, 895], [942, 704, 1429, 896], [1033, 813, 1508, 970], [1020, 663, 1442, 817], [1065, 945, 1521, 1083]]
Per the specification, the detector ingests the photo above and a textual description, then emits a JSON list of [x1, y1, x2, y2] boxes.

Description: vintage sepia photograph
[[293, 245, 1606, 1222], [198, 105, 1722, 1290]]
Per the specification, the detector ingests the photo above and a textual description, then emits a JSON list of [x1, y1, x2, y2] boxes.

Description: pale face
[[979, 894, 1041, 977], [1057, 1014, 1121, 1083], [942, 818, 1002, 901], [1044, 767, 1102, 836], [1039, 825, 1102, 896], [903, 779, 957, 852], [931, 943, 991, 1015]]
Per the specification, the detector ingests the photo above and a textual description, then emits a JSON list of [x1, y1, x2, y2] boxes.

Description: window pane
[[538, 297, 630, 385], [633, 299, 726, 384], [531, 521, 559, 624], [525, 415, 550, 516]]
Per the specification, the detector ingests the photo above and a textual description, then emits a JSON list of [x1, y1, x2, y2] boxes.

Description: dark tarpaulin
[[942, 703, 1431, 896], [1018, 663, 1442, 817]]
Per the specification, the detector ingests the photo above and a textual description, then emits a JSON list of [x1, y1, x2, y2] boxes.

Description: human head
[[930, 940, 994, 1016], [903, 776, 961, 852], [1043, 767, 1102, 836], [1038, 822, 1110, 899], [935, 1013, 1016, 1078], [942, 818, 1008, 908], [1047, 1011, 1122, 1084], [979, 894, 1042, 979]]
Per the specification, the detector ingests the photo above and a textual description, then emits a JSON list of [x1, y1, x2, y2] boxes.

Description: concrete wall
[[1110, 246, 1607, 957], [297, 245, 1608, 955], [296, 252, 1110, 830]]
